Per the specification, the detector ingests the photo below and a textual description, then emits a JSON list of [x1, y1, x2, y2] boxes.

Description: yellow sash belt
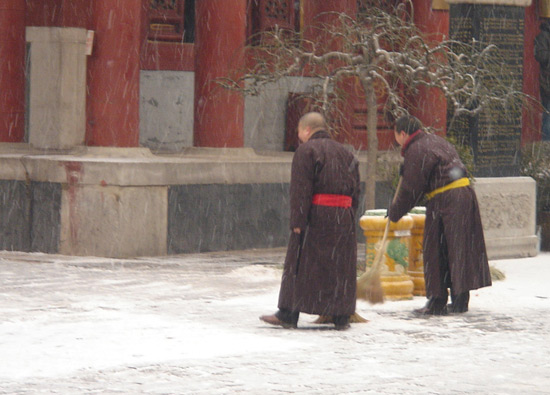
[[425, 177, 470, 200]]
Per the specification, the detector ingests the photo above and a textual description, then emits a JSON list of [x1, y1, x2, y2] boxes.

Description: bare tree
[[219, 3, 524, 209]]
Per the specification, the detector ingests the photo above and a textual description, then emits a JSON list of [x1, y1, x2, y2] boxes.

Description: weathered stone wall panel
[[59, 185, 168, 258], [30, 182, 61, 253], [168, 183, 291, 253], [0, 180, 30, 251]]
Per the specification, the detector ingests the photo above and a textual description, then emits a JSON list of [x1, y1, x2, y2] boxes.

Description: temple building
[[0, 0, 542, 258], [1, 0, 544, 150]]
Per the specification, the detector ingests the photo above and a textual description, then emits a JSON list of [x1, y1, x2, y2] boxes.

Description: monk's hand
[[293, 228, 301, 234]]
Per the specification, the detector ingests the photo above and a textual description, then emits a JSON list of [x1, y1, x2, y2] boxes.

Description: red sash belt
[[312, 194, 352, 208]]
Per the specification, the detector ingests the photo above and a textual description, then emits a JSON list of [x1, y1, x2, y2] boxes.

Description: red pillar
[[194, 0, 246, 147], [0, 0, 25, 142], [411, 0, 449, 135], [86, 0, 147, 147]]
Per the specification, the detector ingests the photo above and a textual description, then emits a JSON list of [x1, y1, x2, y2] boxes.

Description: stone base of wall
[[0, 144, 537, 259]]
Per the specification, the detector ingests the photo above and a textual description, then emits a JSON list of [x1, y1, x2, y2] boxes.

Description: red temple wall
[[11, 0, 545, 147]]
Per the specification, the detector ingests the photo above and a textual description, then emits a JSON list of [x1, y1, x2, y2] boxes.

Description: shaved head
[[298, 112, 326, 132]]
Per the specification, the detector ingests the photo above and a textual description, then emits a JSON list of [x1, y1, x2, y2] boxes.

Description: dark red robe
[[389, 131, 491, 297], [278, 131, 360, 316]]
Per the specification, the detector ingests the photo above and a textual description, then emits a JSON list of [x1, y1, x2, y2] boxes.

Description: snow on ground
[[0, 249, 549, 394]]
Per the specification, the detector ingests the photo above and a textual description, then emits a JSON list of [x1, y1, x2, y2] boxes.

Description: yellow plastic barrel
[[409, 207, 426, 296], [359, 210, 414, 300]]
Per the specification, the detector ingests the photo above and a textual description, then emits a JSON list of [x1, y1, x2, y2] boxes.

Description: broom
[[313, 177, 403, 324], [356, 176, 403, 304]]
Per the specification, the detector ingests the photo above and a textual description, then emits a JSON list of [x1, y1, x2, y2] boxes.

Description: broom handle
[[366, 176, 403, 275]]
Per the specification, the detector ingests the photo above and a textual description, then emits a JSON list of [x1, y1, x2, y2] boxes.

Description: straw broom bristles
[[490, 265, 506, 281], [313, 312, 369, 324], [357, 176, 403, 304], [356, 223, 388, 304]]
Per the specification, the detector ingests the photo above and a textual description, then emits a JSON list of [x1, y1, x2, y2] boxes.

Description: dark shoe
[[333, 315, 350, 331], [413, 297, 448, 316], [449, 291, 469, 313], [259, 314, 297, 329]]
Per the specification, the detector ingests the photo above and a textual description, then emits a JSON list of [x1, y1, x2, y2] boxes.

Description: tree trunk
[[364, 79, 378, 210]]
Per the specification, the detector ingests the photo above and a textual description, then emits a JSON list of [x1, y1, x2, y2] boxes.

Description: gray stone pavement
[[0, 249, 549, 394]]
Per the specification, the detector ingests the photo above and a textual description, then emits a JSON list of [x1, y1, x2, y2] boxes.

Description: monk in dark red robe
[[260, 112, 360, 330], [389, 115, 492, 315]]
